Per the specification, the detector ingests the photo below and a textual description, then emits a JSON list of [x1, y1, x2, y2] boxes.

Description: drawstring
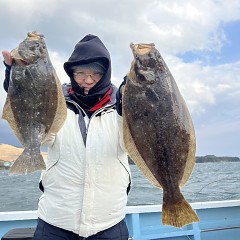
[[89, 87, 113, 112]]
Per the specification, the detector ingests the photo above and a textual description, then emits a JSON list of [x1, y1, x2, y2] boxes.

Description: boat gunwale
[[0, 200, 240, 221]]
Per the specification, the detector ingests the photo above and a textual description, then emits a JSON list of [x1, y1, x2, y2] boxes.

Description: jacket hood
[[62, 83, 117, 105], [64, 34, 111, 96], [64, 34, 110, 75]]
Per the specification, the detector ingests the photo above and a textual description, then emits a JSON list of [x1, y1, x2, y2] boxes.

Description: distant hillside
[[196, 155, 240, 163], [128, 155, 240, 165], [0, 144, 47, 167], [1, 144, 239, 166]]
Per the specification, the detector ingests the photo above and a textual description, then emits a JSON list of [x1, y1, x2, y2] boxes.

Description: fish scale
[[2, 31, 67, 175], [123, 43, 199, 228]]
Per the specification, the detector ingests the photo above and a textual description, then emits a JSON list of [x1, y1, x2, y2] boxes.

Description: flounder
[[123, 43, 199, 227], [2, 31, 67, 175]]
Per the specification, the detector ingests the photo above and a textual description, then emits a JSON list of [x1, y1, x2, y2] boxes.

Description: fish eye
[[29, 46, 36, 51], [28, 41, 40, 51]]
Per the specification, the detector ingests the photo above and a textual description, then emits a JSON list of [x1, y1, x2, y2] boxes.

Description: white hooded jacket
[[38, 89, 131, 237]]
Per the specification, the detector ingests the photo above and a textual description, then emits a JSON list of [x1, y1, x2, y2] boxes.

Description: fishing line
[[183, 176, 240, 201]]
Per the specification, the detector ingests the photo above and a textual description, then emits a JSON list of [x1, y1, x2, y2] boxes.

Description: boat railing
[[0, 200, 240, 240]]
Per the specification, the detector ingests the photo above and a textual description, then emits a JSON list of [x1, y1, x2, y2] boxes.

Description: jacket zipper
[[66, 99, 115, 135]]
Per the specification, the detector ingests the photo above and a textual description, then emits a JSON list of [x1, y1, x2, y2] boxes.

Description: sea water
[[0, 162, 239, 212]]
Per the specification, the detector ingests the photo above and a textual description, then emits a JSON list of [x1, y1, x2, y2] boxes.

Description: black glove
[[116, 76, 127, 116], [3, 61, 11, 92]]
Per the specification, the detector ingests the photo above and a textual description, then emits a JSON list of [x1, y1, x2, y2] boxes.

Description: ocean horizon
[[0, 162, 240, 212]]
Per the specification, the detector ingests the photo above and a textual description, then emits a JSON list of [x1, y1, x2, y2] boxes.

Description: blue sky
[[178, 21, 240, 65], [0, 0, 240, 157]]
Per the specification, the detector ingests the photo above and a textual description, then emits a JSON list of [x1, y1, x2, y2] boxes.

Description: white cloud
[[48, 51, 69, 84], [0, 0, 240, 156], [196, 120, 240, 156], [164, 56, 240, 117], [139, 0, 240, 53]]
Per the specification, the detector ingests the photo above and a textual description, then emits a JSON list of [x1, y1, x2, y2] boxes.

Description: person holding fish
[[2, 34, 130, 240]]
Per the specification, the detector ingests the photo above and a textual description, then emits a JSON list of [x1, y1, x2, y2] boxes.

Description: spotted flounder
[[123, 43, 199, 228], [2, 31, 67, 175]]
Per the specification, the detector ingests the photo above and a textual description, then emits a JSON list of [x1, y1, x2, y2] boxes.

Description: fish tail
[[9, 147, 46, 175], [162, 194, 199, 228]]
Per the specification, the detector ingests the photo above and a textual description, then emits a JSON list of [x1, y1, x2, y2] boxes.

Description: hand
[[2, 50, 13, 66], [120, 76, 128, 94], [120, 84, 125, 94]]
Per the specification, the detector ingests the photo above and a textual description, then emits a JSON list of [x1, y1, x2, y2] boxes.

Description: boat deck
[[0, 200, 240, 240]]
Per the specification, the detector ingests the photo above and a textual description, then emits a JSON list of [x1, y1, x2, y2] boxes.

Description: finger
[[2, 50, 13, 65]]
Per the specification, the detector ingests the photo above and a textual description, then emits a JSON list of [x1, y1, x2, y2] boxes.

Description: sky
[[0, 0, 240, 157]]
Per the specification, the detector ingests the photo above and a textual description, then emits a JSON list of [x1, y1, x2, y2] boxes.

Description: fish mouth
[[10, 31, 45, 66], [11, 48, 29, 66], [11, 48, 30, 66], [27, 31, 44, 41], [16, 59, 29, 66], [129, 43, 157, 83], [130, 43, 155, 55]]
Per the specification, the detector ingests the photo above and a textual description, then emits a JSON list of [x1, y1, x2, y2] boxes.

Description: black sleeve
[[116, 76, 127, 116], [39, 180, 44, 192], [3, 61, 11, 92]]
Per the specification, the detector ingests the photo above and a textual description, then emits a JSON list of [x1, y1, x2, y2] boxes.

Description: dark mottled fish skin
[[123, 43, 199, 227], [2, 32, 67, 175]]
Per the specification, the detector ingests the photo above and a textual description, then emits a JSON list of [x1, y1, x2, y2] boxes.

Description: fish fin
[[180, 116, 196, 187], [8, 148, 46, 175], [123, 108, 162, 188], [47, 71, 67, 135], [2, 95, 25, 145], [162, 196, 199, 228]]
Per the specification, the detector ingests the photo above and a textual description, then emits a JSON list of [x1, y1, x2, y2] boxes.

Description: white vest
[[38, 105, 131, 237]]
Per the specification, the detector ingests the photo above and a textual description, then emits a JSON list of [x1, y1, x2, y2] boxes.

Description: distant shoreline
[[196, 155, 240, 163], [128, 155, 240, 165], [1, 142, 240, 167]]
